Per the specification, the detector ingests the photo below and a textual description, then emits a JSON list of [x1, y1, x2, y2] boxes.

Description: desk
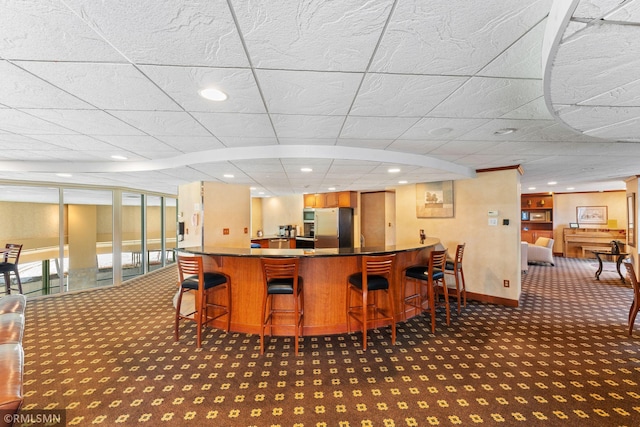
[[593, 251, 628, 282]]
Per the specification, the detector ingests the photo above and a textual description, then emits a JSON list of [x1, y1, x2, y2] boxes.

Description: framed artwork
[[576, 205, 607, 224], [416, 180, 454, 218], [628, 194, 635, 248]]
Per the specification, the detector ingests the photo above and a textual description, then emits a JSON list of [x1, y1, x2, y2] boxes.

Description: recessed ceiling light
[[398, 180, 408, 184], [547, 181, 557, 185], [56, 173, 72, 178], [328, 187, 336, 191], [301, 167, 313, 172], [528, 187, 536, 190], [111, 155, 128, 160], [388, 168, 401, 173], [223, 174, 234, 178], [494, 128, 517, 135], [566, 187, 575, 190], [250, 187, 256, 190], [199, 88, 228, 101]]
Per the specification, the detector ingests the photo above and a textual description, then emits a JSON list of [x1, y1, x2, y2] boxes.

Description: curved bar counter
[[178, 238, 439, 337]]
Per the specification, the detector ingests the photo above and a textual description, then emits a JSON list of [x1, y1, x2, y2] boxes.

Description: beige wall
[[395, 169, 522, 302], [0, 201, 59, 250], [201, 182, 251, 248], [251, 198, 263, 237], [178, 181, 203, 248], [553, 191, 627, 253], [261, 195, 304, 237], [69, 204, 97, 269]]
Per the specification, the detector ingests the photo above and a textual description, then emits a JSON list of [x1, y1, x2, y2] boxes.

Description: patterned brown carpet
[[19, 257, 640, 426]]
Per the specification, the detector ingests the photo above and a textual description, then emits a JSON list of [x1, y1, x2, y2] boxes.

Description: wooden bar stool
[[174, 256, 231, 348], [444, 243, 466, 313], [0, 244, 23, 295], [623, 262, 640, 336], [404, 249, 447, 333], [346, 254, 396, 350], [260, 257, 304, 355]]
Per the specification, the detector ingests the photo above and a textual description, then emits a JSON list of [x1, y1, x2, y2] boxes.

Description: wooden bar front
[[179, 239, 439, 337]]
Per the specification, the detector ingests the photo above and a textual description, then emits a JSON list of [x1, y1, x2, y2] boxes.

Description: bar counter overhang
[[178, 238, 440, 336]]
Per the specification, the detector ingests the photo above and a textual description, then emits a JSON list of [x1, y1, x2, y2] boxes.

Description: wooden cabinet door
[[325, 192, 338, 207], [521, 229, 535, 243], [337, 191, 356, 208], [304, 194, 318, 208]]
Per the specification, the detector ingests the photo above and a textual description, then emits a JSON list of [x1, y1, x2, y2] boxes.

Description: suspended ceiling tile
[[64, 0, 249, 67], [479, 19, 547, 79], [193, 112, 276, 138], [385, 140, 448, 154], [336, 139, 393, 149], [340, 116, 418, 139], [18, 62, 179, 110], [0, 0, 124, 62], [499, 97, 554, 120], [232, 0, 394, 71], [573, 0, 631, 19], [350, 74, 467, 117], [257, 70, 363, 115], [140, 66, 265, 113], [29, 134, 121, 151], [430, 77, 543, 118], [25, 109, 145, 135], [399, 117, 489, 140], [0, 61, 94, 109], [271, 115, 344, 139], [156, 136, 225, 152], [549, 24, 640, 105], [370, 0, 552, 74], [93, 135, 180, 153], [0, 109, 78, 134], [605, 0, 640, 21], [109, 110, 211, 136]]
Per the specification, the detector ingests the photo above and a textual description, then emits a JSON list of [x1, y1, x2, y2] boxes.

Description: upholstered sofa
[[527, 237, 555, 266], [0, 294, 26, 427]]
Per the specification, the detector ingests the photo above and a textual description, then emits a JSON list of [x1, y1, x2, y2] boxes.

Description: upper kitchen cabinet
[[304, 193, 326, 208], [305, 191, 357, 208]]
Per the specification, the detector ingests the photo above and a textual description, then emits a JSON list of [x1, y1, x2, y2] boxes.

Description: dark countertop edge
[[176, 238, 440, 258]]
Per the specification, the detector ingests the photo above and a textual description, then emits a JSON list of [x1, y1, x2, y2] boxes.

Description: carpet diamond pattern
[[19, 257, 640, 426]]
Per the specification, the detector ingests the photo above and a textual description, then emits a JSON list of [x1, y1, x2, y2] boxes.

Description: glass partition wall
[[63, 189, 113, 292], [0, 183, 176, 298]]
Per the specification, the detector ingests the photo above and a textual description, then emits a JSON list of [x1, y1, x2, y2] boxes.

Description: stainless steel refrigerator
[[314, 208, 353, 248]]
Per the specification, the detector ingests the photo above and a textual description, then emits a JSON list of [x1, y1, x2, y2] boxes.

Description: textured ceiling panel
[[0, 0, 633, 196]]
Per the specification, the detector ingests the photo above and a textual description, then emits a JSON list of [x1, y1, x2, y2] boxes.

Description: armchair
[[527, 237, 555, 266]]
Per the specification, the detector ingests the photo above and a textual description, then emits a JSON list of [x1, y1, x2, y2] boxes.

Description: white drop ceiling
[[0, 0, 636, 197]]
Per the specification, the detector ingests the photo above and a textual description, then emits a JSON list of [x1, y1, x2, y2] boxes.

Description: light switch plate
[[488, 218, 498, 226]]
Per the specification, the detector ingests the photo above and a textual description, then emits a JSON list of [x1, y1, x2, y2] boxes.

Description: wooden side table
[[593, 251, 629, 282]]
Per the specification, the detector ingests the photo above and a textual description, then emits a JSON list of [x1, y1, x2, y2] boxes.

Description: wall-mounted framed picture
[[628, 194, 635, 248], [416, 180, 454, 218], [576, 206, 607, 224]]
